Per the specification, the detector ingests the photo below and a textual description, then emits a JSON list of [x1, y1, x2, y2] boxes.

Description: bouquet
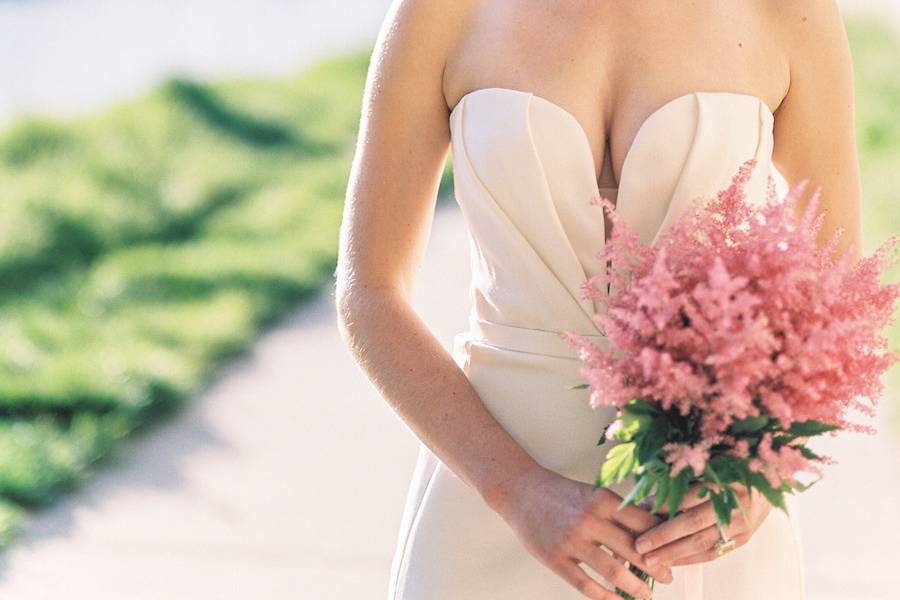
[[560, 159, 899, 599]]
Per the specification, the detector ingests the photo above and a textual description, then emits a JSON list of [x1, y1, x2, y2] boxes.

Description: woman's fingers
[[642, 519, 746, 567], [634, 498, 718, 555], [552, 557, 623, 600], [596, 489, 662, 533], [667, 532, 751, 566], [571, 542, 654, 600], [611, 503, 662, 534], [588, 518, 673, 583], [635, 485, 752, 556], [673, 483, 713, 512]]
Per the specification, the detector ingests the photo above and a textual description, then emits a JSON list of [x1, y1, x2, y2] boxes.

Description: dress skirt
[[387, 318, 806, 599]]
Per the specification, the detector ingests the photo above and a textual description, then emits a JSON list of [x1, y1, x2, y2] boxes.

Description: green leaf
[[598, 422, 613, 446], [749, 472, 787, 511], [710, 490, 736, 527], [636, 420, 668, 463], [643, 457, 670, 476], [709, 455, 748, 484], [625, 398, 661, 415], [727, 483, 749, 524], [666, 469, 692, 516], [771, 435, 797, 449], [697, 485, 710, 498], [597, 442, 638, 487], [729, 414, 770, 434], [619, 473, 655, 510], [796, 445, 822, 460], [710, 455, 755, 491], [651, 475, 670, 513], [788, 420, 840, 436], [704, 465, 748, 526], [613, 412, 651, 442], [568, 382, 590, 390], [792, 477, 822, 492]]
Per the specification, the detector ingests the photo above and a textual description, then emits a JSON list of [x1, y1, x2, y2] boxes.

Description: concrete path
[[0, 199, 470, 599], [0, 1, 897, 598]]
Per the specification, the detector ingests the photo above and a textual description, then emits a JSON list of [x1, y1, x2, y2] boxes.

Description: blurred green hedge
[[0, 58, 347, 518], [849, 13, 900, 411], [0, 48, 456, 542]]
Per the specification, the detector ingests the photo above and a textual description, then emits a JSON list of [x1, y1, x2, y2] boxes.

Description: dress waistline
[[453, 315, 608, 361]]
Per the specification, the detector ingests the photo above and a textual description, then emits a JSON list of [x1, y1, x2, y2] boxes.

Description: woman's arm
[[771, 0, 862, 262], [335, 3, 671, 597], [334, 0, 537, 515], [631, 0, 862, 567]]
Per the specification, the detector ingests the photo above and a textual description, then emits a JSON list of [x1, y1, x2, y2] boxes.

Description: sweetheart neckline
[[448, 87, 776, 192]]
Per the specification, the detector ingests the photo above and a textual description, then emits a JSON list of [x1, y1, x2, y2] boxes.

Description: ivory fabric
[[387, 87, 806, 599]]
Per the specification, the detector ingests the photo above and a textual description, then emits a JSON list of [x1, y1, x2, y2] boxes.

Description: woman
[[336, 1, 860, 598]]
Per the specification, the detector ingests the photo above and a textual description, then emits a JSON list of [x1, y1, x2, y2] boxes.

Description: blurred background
[[0, 1, 895, 598]]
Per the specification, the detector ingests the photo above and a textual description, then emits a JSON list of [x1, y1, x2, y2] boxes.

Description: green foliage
[[787, 420, 841, 436], [748, 471, 788, 512], [597, 396, 835, 526], [709, 455, 751, 490], [704, 462, 750, 526], [597, 442, 638, 487], [665, 469, 692, 517], [844, 15, 900, 426], [729, 414, 769, 434], [624, 398, 661, 416], [635, 418, 669, 463], [612, 410, 652, 442], [619, 469, 656, 508], [651, 473, 670, 513], [709, 484, 741, 527], [0, 47, 452, 546]]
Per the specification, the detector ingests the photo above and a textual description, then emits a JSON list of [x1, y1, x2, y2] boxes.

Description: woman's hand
[[633, 483, 773, 568], [492, 464, 675, 600]]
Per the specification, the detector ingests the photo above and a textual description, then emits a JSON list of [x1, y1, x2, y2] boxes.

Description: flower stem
[[615, 562, 656, 599]]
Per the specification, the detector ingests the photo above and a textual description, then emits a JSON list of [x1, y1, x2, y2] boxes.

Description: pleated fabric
[[388, 88, 804, 600]]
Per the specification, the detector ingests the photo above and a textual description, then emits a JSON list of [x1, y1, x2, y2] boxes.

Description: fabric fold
[[450, 91, 603, 335]]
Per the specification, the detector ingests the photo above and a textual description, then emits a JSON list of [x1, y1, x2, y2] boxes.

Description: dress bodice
[[395, 88, 805, 600], [448, 87, 786, 336]]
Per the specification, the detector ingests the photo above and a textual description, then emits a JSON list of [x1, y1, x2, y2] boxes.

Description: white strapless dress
[[388, 87, 806, 599]]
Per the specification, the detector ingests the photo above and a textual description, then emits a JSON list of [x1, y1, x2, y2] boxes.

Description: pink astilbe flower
[[663, 441, 712, 478], [562, 158, 900, 447], [567, 163, 897, 595], [729, 439, 751, 459], [748, 432, 824, 488]]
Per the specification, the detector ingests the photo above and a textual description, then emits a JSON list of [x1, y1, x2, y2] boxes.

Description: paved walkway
[[0, 1, 896, 598], [0, 202, 470, 598]]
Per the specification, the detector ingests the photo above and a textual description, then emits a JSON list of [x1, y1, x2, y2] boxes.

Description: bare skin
[[335, 1, 860, 597]]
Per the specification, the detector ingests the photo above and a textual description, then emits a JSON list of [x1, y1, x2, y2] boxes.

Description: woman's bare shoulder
[[766, 0, 860, 258], [764, 0, 847, 57], [376, 0, 475, 45], [368, 0, 479, 110]]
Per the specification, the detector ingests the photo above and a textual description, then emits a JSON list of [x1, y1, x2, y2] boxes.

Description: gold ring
[[713, 523, 736, 556], [713, 537, 737, 556]]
